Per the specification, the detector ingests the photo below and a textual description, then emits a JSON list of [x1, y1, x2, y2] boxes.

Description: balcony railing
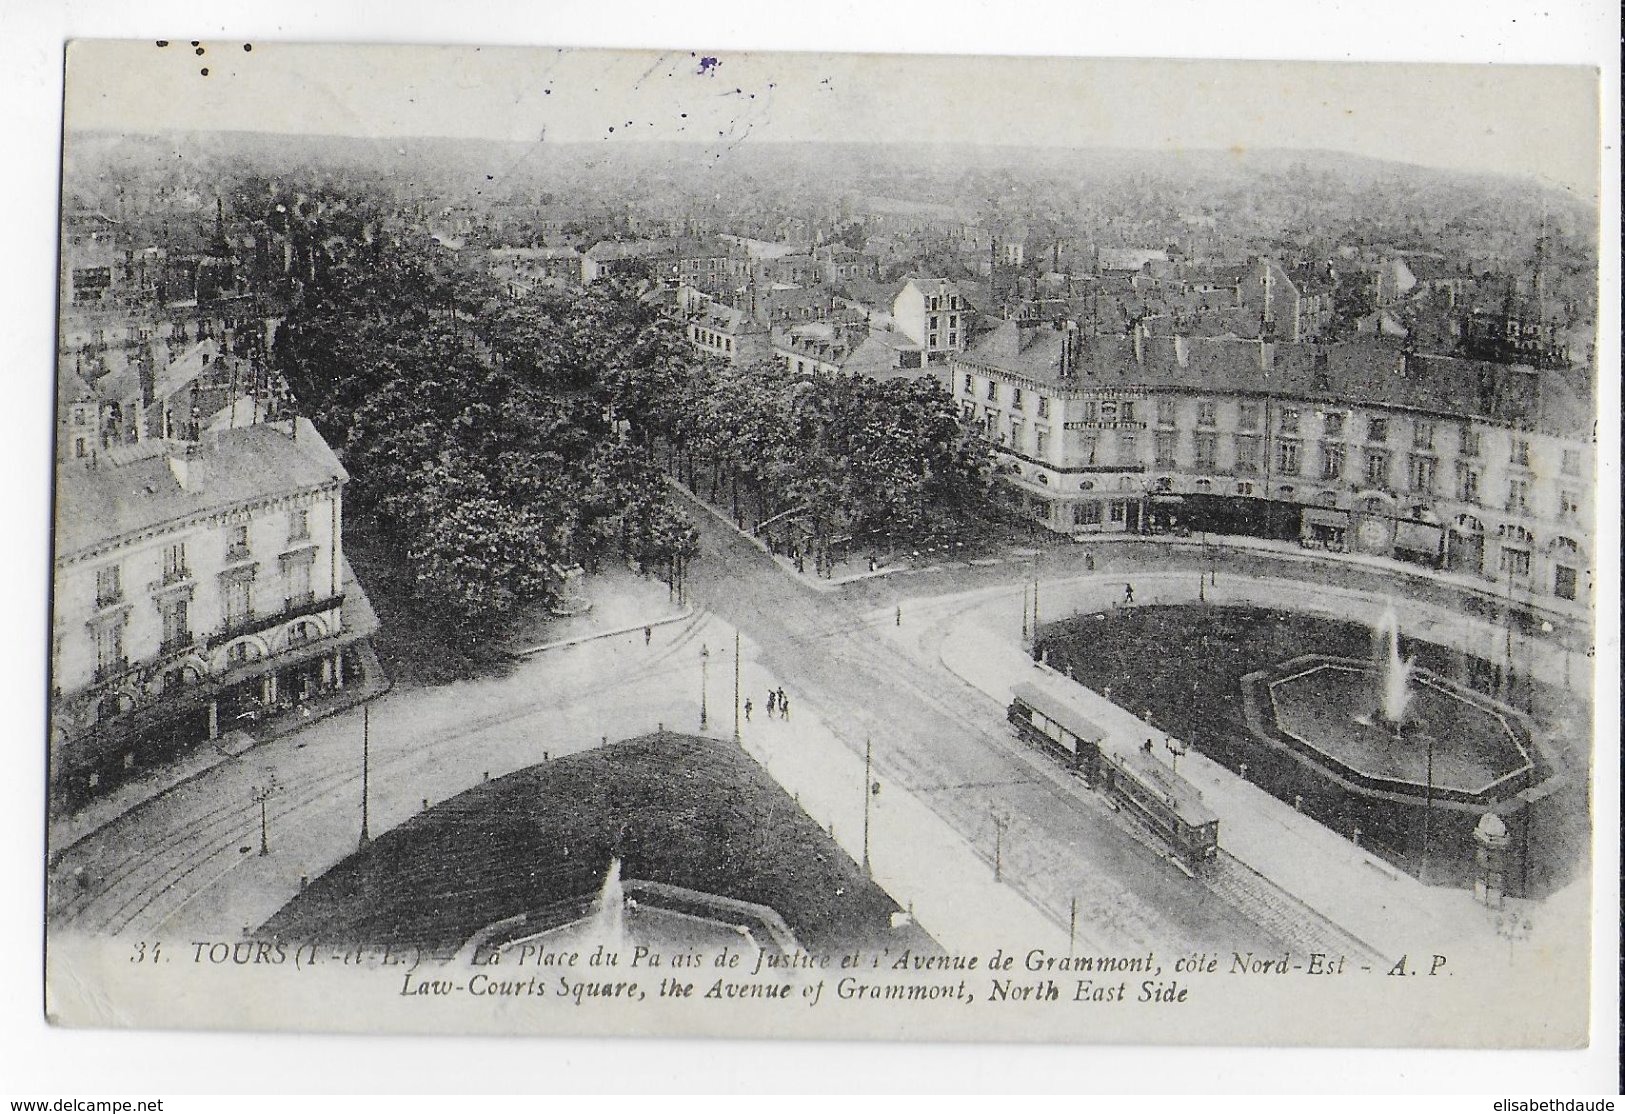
[[205, 592, 344, 651], [93, 657, 130, 683]]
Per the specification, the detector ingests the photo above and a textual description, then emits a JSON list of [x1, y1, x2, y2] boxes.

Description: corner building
[[951, 318, 1593, 613], [51, 417, 379, 811]]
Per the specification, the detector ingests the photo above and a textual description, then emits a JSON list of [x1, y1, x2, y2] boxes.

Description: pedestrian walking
[[1124, 582, 1135, 605], [743, 698, 752, 722], [644, 625, 652, 646], [1085, 550, 1096, 571], [780, 694, 790, 720], [766, 690, 777, 718]]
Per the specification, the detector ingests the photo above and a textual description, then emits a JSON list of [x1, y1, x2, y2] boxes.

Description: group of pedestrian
[[744, 687, 790, 722], [763, 686, 790, 719]]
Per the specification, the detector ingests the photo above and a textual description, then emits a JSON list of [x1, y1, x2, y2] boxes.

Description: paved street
[[50, 492, 1592, 969]]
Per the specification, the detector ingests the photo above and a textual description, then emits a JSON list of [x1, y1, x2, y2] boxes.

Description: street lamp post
[[699, 644, 710, 731], [359, 703, 371, 849], [1420, 732, 1435, 882], [252, 778, 279, 856], [991, 809, 1009, 883], [862, 736, 873, 877], [732, 630, 741, 744]]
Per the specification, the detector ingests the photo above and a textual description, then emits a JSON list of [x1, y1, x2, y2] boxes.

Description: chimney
[[167, 442, 204, 491], [1173, 334, 1188, 368], [1132, 321, 1145, 364], [1259, 339, 1275, 372]]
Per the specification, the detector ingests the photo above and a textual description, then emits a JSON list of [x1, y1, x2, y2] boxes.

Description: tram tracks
[[56, 607, 715, 937]]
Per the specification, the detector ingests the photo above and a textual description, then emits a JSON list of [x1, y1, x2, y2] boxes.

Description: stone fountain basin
[[1250, 656, 1537, 804]]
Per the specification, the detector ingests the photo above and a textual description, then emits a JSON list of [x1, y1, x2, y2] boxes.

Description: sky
[[64, 41, 1602, 201]]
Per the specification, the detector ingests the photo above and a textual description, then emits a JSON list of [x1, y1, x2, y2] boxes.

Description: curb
[[508, 605, 695, 658]]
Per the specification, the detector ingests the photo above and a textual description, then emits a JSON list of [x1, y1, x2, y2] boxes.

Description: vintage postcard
[[45, 39, 1603, 1047]]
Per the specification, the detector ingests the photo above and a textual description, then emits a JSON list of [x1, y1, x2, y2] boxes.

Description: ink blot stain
[[190, 40, 199, 47], [243, 43, 252, 52], [697, 56, 719, 75], [156, 40, 169, 47], [200, 68, 209, 76], [195, 47, 205, 56]]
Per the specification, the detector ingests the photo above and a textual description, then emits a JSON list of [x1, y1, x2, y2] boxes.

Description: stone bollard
[[422, 798, 429, 811], [1239, 763, 1248, 780], [483, 771, 490, 781], [300, 875, 308, 890], [1294, 795, 1303, 812], [1353, 827, 1362, 847]]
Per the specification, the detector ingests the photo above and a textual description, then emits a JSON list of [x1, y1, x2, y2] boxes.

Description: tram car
[[1008, 683, 1219, 872]]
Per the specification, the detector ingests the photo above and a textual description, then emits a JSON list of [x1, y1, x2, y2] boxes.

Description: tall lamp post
[[732, 630, 741, 744], [251, 777, 279, 856], [990, 808, 1010, 883], [862, 736, 874, 878], [699, 643, 710, 731], [359, 704, 371, 849], [1420, 731, 1435, 882]]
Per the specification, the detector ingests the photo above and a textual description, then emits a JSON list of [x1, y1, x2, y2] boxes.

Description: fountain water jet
[[591, 857, 628, 947], [1373, 605, 1414, 730]]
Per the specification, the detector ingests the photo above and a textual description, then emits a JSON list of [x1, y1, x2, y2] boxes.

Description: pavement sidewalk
[[893, 569, 1585, 967], [727, 640, 1070, 956]]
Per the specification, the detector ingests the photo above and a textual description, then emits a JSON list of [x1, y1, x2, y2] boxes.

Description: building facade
[[893, 277, 969, 362], [50, 418, 378, 812], [951, 319, 1593, 613]]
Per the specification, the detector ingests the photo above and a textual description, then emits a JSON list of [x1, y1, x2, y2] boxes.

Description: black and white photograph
[[8, 3, 1619, 1096]]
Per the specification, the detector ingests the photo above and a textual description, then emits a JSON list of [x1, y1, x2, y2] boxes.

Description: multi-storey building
[[50, 418, 379, 811], [683, 297, 770, 366], [893, 276, 969, 362], [951, 318, 1593, 611]]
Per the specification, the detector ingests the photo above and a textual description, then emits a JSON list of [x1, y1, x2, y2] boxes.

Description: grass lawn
[[259, 732, 930, 957]]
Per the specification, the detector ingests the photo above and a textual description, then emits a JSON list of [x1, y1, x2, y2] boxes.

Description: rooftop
[[56, 417, 347, 559], [957, 319, 1591, 437]]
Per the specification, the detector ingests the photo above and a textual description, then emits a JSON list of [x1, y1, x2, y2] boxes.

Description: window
[[1459, 425, 1481, 458], [160, 597, 190, 651], [1276, 439, 1300, 475], [1510, 438, 1530, 467], [1154, 431, 1177, 469], [929, 296, 940, 312], [1363, 448, 1390, 487], [223, 575, 253, 629], [1197, 401, 1217, 428], [1080, 436, 1099, 466], [929, 334, 939, 348], [1367, 417, 1388, 444], [1109, 501, 1127, 524], [1117, 432, 1138, 466], [1074, 502, 1102, 526], [948, 332, 957, 347], [1554, 564, 1578, 600], [1323, 411, 1345, 437], [1011, 388, 1024, 411], [1560, 490, 1580, 518], [75, 437, 87, 458], [986, 381, 998, 403], [1157, 398, 1177, 426], [1238, 403, 1260, 431], [1412, 421, 1435, 450], [1009, 420, 1024, 447], [288, 510, 309, 542], [1194, 432, 1217, 472], [1499, 547, 1531, 578], [929, 315, 939, 331], [1456, 463, 1481, 504], [1036, 397, 1049, 419], [1506, 478, 1529, 513], [1407, 454, 1436, 495], [1279, 407, 1299, 434], [1560, 449, 1582, 476], [162, 542, 188, 583], [227, 523, 250, 559], [1236, 481, 1254, 496], [1035, 429, 1049, 457], [1080, 401, 1098, 424], [1120, 401, 1137, 423], [94, 621, 125, 678], [95, 564, 122, 608], [1321, 442, 1345, 480], [1235, 435, 1261, 473], [285, 560, 314, 609]]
